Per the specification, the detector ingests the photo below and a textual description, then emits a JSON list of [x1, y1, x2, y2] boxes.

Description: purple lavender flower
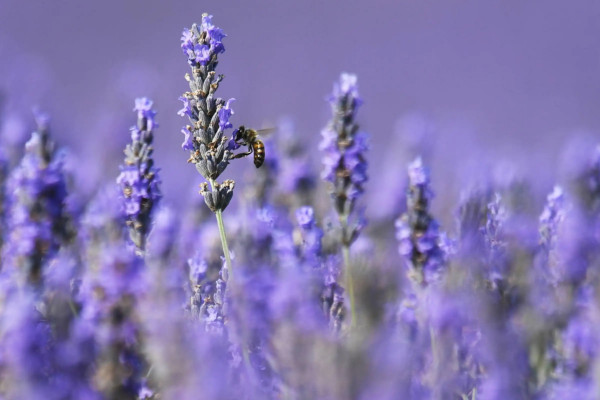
[[179, 15, 236, 212], [396, 157, 448, 286], [116, 97, 161, 252], [482, 193, 508, 286], [2, 112, 74, 287], [320, 72, 369, 246], [539, 186, 566, 254], [535, 186, 567, 286], [181, 14, 226, 67], [320, 73, 369, 327], [293, 206, 346, 329], [188, 251, 227, 335]]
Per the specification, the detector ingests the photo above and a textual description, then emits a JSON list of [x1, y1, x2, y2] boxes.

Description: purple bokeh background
[[1, 1, 600, 219]]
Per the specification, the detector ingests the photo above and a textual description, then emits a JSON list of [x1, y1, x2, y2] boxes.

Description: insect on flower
[[230, 125, 274, 168]]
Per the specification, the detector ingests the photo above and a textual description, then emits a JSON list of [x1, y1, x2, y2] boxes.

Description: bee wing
[[255, 127, 276, 138]]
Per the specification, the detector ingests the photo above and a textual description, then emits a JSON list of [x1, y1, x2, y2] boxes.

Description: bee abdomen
[[253, 141, 265, 168]]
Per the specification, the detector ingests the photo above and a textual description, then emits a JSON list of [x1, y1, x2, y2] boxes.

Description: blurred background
[[1, 0, 600, 222]]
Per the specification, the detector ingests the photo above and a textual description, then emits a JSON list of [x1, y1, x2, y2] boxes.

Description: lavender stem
[[210, 178, 233, 278], [340, 217, 357, 327]]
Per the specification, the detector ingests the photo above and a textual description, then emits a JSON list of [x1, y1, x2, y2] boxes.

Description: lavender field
[[1, 4, 600, 400]]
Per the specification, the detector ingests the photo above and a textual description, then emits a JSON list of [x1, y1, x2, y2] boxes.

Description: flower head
[[117, 97, 161, 252], [179, 16, 237, 213], [396, 157, 448, 286], [320, 73, 369, 246], [539, 185, 566, 252], [2, 113, 73, 286], [180, 16, 226, 67]]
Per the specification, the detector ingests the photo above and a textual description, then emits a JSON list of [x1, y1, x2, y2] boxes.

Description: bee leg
[[230, 150, 253, 159]]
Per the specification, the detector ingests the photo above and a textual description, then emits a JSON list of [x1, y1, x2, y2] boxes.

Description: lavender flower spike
[[117, 97, 161, 252], [396, 157, 447, 286], [179, 15, 235, 212], [539, 185, 565, 254], [320, 72, 369, 326], [179, 15, 236, 274], [320, 73, 368, 246], [2, 112, 73, 287], [537, 185, 566, 284]]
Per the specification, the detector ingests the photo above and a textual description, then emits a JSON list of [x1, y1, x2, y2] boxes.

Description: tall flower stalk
[[2, 112, 73, 288], [538, 186, 566, 286], [320, 73, 368, 327], [179, 14, 236, 276], [396, 157, 447, 287], [117, 98, 161, 254]]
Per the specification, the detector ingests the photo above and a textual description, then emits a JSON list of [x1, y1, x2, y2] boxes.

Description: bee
[[231, 125, 273, 168]]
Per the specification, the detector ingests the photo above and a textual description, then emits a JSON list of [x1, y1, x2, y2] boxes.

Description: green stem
[[209, 179, 233, 279]]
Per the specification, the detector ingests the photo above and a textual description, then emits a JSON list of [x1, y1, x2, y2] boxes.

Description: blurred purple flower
[[481, 192, 508, 286], [116, 97, 161, 252], [2, 113, 74, 287], [539, 186, 565, 253], [396, 157, 448, 286], [321, 72, 369, 248]]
